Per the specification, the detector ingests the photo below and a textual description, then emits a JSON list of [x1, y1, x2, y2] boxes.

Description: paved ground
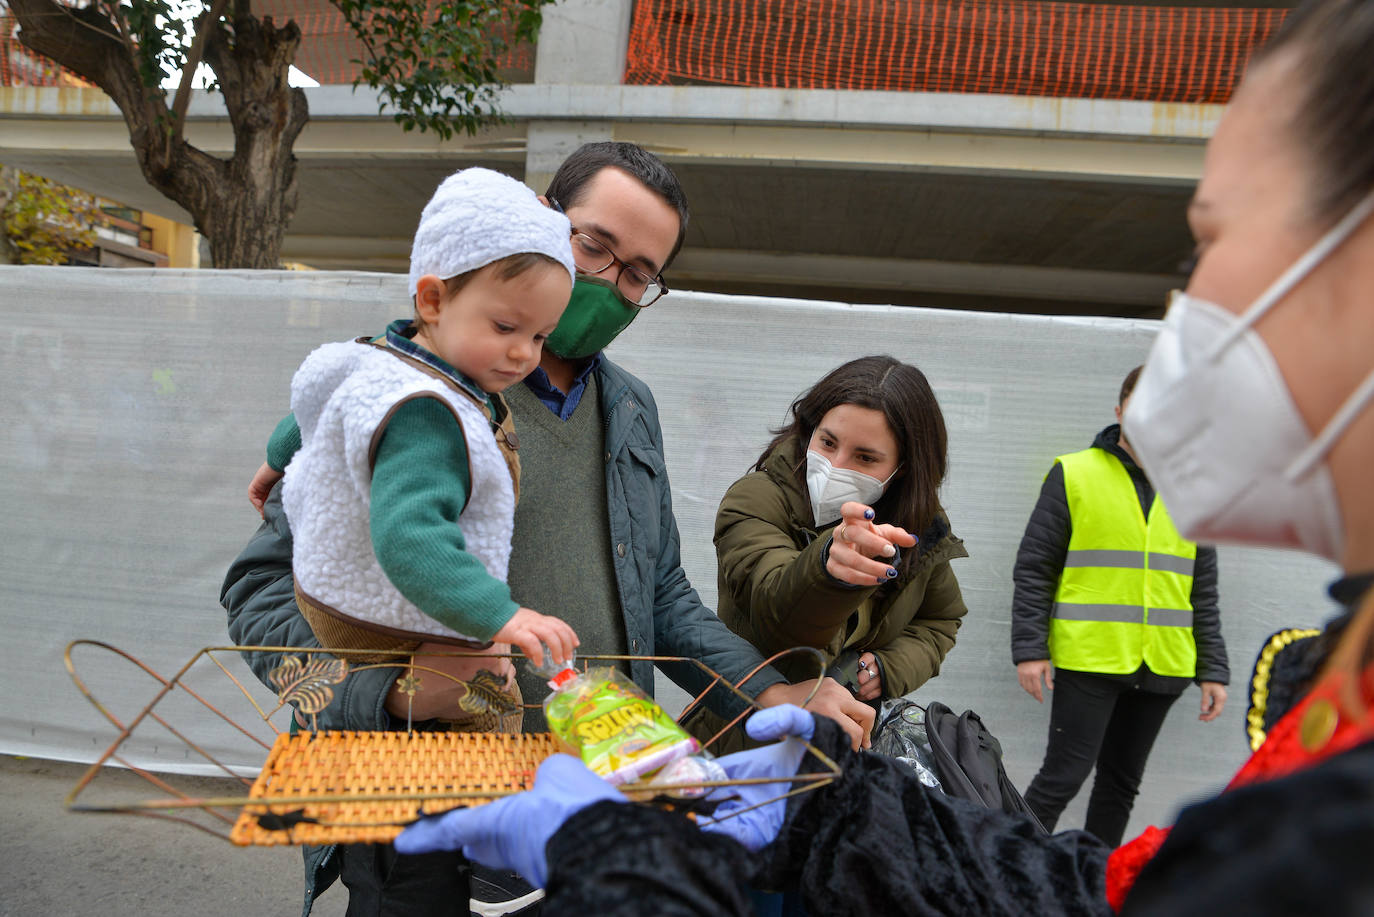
[[0, 679, 696, 917], [1, 754, 347, 917]]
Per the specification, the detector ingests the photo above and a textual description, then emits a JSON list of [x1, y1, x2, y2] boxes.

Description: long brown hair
[[759, 356, 948, 568], [1252, 0, 1374, 713], [1321, 590, 1374, 718], [1253, 0, 1374, 223]]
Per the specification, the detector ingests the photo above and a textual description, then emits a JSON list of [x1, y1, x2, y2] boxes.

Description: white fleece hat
[[407, 167, 575, 296]]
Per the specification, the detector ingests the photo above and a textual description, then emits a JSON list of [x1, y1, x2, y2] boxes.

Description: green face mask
[[546, 276, 640, 360]]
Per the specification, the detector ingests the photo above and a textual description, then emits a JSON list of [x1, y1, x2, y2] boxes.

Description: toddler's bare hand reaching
[[248, 462, 284, 516], [495, 608, 579, 669]]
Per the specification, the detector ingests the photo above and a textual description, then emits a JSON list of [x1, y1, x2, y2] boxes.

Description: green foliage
[[334, 0, 552, 140], [123, 0, 192, 88], [105, 0, 553, 136], [0, 166, 103, 265], [9, 0, 556, 267]]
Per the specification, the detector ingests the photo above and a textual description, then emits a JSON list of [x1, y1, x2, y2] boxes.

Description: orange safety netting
[[1, 16, 90, 87], [625, 0, 1288, 103], [0, 4, 531, 89]]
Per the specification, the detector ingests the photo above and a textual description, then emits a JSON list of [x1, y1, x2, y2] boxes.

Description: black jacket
[[540, 725, 1374, 917], [545, 717, 1113, 917], [1010, 425, 1229, 691], [540, 579, 1373, 917]]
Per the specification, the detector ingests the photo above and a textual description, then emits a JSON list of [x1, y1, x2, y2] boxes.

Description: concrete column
[[524, 0, 631, 192], [534, 0, 633, 85], [525, 120, 615, 195]]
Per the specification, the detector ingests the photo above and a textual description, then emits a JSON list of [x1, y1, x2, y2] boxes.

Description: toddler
[[277, 168, 580, 727]]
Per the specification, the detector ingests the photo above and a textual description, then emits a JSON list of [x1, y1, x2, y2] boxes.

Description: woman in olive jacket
[[693, 356, 968, 747]]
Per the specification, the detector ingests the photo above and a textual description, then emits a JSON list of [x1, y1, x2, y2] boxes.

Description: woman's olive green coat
[[713, 437, 969, 699]]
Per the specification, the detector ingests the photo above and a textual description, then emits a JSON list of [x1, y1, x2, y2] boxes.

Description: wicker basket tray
[[231, 730, 562, 846]]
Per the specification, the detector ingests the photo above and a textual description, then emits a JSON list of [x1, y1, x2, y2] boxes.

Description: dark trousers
[[1024, 668, 1181, 847], [338, 843, 471, 917]]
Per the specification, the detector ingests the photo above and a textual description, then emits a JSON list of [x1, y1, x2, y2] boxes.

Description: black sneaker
[[469, 864, 543, 917]]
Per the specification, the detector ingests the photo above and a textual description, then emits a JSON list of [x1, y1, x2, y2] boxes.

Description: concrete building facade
[[0, 0, 1286, 316]]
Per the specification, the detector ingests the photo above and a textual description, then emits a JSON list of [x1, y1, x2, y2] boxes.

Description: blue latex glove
[[698, 704, 817, 850], [394, 753, 627, 888]]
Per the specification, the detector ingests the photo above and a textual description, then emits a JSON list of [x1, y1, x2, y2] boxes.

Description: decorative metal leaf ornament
[[269, 656, 350, 716], [458, 669, 521, 718]]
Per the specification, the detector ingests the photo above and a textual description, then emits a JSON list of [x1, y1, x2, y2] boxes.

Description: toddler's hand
[[495, 608, 578, 669], [248, 462, 284, 516]]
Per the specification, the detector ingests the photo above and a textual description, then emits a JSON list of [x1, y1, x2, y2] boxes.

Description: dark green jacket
[[714, 438, 969, 698]]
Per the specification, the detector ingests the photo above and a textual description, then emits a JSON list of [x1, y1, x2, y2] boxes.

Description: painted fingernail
[[886, 567, 898, 578], [881, 544, 896, 557], [863, 509, 875, 520]]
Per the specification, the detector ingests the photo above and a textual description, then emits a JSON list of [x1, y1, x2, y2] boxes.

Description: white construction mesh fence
[[0, 265, 1338, 839]]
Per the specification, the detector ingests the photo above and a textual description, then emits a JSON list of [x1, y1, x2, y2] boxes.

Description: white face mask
[[805, 450, 897, 527], [1124, 191, 1374, 563]]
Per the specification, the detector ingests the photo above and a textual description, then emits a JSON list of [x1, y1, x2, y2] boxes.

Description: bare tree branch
[[99, 0, 134, 52], [169, 0, 231, 151]]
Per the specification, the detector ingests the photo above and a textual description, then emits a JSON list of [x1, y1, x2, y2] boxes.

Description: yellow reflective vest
[[1049, 447, 1198, 678]]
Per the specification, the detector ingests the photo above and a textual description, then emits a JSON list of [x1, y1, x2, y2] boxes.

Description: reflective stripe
[[1054, 603, 1194, 627], [1148, 608, 1194, 627], [1064, 549, 1195, 577], [1148, 553, 1196, 576], [1064, 549, 1143, 568], [1052, 603, 1142, 623]]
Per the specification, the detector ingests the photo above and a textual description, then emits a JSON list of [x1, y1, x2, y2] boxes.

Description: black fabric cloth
[[1023, 668, 1182, 845], [1010, 424, 1228, 691], [540, 719, 1374, 917], [1121, 738, 1374, 916], [546, 717, 1113, 917], [544, 802, 757, 916]]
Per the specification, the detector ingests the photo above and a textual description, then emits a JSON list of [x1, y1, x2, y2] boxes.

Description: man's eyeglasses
[[549, 198, 669, 307]]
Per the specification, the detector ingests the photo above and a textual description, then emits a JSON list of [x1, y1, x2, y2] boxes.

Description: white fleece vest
[[282, 340, 514, 642]]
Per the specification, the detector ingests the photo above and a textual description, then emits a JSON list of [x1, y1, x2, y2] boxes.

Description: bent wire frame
[[62, 641, 842, 845]]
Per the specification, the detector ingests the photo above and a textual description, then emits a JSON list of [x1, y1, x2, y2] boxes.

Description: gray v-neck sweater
[[505, 377, 630, 730]]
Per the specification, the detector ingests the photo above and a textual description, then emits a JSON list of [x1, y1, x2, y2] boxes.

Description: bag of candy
[[533, 651, 719, 792]]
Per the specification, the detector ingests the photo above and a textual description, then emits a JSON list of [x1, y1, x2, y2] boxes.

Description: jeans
[[338, 843, 470, 917], [1024, 667, 1181, 846]]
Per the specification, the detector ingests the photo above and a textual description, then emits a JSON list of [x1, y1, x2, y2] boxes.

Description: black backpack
[[923, 701, 1046, 832], [874, 700, 1047, 833]]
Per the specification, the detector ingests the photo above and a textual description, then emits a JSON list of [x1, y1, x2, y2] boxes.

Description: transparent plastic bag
[[870, 698, 943, 790], [532, 650, 720, 794], [540, 664, 698, 785]]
